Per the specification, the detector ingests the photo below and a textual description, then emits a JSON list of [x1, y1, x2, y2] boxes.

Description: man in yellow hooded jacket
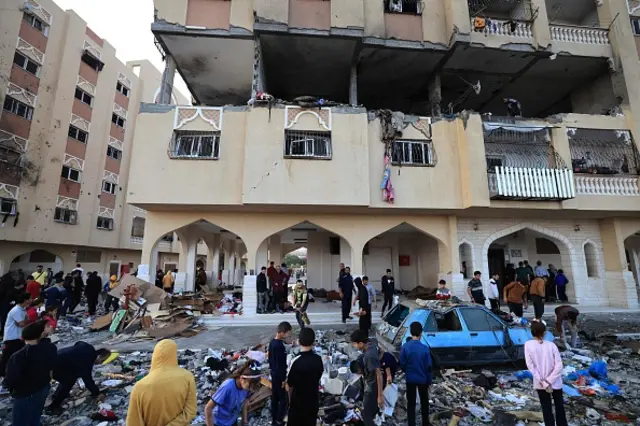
[[126, 339, 197, 426]]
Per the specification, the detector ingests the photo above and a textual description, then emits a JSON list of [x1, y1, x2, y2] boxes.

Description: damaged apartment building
[[129, 0, 640, 314], [0, 0, 192, 280]]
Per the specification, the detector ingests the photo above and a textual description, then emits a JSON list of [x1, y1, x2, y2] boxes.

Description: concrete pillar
[[268, 235, 282, 264], [600, 218, 639, 308], [256, 239, 268, 272], [428, 73, 442, 117], [204, 233, 221, 286], [441, 216, 466, 300], [351, 241, 364, 276], [349, 63, 358, 106], [528, 0, 551, 48], [228, 240, 237, 286], [177, 234, 198, 293], [159, 55, 176, 104], [340, 237, 352, 268]]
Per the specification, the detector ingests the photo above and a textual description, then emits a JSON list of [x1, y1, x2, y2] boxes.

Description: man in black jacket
[[46, 342, 111, 413], [5, 321, 57, 426], [381, 269, 395, 316], [339, 267, 355, 324], [256, 266, 268, 313], [84, 272, 102, 316]]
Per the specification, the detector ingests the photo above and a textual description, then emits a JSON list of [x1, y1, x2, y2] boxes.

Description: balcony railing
[[489, 167, 575, 200], [471, 17, 533, 38], [130, 236, 143, 244], [550, 25, 609, 45], [575, 176, 640, 196]]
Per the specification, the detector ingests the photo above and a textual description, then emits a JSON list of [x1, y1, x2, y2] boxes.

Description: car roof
[[400, 298, 486, 314]]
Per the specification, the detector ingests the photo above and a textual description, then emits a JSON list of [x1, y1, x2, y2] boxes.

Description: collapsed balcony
[[483, 119, 575, 201], [569, 128, 640, 196]]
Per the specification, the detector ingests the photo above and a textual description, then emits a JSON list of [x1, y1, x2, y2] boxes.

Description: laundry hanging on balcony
[[381, 154, 395, 204]]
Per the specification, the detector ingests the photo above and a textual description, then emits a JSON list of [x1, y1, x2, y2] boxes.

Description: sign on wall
[[399, 255, 411, 266]]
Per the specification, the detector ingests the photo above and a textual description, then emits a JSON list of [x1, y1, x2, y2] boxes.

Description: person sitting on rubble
[[292, 280, 310, 328], [399, 322, 432, 426], [5, 320, 57, 426], [46, 342, 112, 414], [287, 327, 324, 426], [436, 280, 451, 300], [555, 305, 580, 348], [269, 321, 292, 426], [525, 321, 568, 426], [205, 362, 262, 426], [350, 330, 383, 426], [127, 339, 197, 426]]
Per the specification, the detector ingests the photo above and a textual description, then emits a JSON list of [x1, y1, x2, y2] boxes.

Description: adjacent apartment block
[[129, 0, 640, 313], [0, 0, 188, 280]]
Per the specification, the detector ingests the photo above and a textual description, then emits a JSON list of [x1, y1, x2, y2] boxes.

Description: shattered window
[[171, 131, 220, 159], [460, 308, 503, 332], [433, 311, 463, 332], [284, 130, 332, 160], [391, 140, 435, 166]]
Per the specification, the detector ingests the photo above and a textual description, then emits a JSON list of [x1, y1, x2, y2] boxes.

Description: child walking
[[399, 322, 432, 426]]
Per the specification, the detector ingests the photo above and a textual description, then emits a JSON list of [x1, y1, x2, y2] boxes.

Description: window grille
[[391, 140, 436, 166], [385, 0, 423, 14], [54, 207, 77, 224], [284, 130, 332, 160], [568, 128, 639, 175], [97, 216, 114, 230], [77, 250, 101, 263], [169, 131, 220, 159], [0, 198, 16, 215]]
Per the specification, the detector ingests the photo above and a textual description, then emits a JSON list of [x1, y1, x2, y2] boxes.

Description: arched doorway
[[483, 224, 577, 302], [624, 230, 640, 299], [11, 250, 63, 275], [458, 240, 474, 279], [362, 223, 443, 293]]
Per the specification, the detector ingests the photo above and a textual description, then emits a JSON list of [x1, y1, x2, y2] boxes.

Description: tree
[[284, 254, 306, 266]]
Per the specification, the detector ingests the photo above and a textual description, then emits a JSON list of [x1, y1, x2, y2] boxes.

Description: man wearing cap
[[46, 342, 112, 414]]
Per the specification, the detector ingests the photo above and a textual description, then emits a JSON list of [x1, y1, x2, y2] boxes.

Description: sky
[[53, 0, 190, 99]]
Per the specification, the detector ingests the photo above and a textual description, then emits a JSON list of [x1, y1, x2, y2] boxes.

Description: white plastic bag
[[382, 384, 398, 416]]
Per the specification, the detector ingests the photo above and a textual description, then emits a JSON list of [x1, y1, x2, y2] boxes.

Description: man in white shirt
[[0, 293, 31, 376], [489, 273, 500, 312]]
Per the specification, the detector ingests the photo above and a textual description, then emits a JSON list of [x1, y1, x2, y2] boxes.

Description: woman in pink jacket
[[525, 322, 567, 426]]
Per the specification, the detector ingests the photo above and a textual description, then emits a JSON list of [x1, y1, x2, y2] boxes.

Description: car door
[[457, 307, 509, 364], [421, 310, 470, 366]]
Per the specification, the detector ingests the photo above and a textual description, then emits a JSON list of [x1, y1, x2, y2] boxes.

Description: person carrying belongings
[[292, 280, 310, 328]]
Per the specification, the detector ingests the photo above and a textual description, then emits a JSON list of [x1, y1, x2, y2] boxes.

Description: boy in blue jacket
[[399, 322, 432, 426]]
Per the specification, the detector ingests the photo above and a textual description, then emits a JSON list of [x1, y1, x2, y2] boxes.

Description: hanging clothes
[[381, 155, 395, 204], [474, 17, 486, 31]]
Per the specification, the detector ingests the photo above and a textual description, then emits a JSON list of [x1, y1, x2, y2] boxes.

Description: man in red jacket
[[271, 265, 289, 313], [26, 276, 40, 300]]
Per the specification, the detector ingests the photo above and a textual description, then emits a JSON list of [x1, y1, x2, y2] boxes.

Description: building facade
[[130, 0, 640, 313], [0, 0, 189, 281]]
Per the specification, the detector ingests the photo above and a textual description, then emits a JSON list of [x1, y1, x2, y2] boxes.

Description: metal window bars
[[468, 0, 537, 21], [168, 131, 221, 160], [567, 128, 640, 176], [386, 0, 423, 14], [391, 140, 437, 166], [284, 130, 332, 159]]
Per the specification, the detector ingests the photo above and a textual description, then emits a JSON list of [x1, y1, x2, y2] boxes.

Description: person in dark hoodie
[[5, 320, 57, 426], [69, 270, 85, 313], [85, 272, 102, 316], [355, 277, 372, 334], [339, 267, 355, 324], [256, 266, 268, 314], [381, 269, 395, 317], [46, 342, 111, 414]]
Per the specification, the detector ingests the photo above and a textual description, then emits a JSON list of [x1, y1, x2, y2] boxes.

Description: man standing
[[467, 271, 486, 305], [32, 265, 48, 287], [85, 272, 102, 316], [489, 273, 500, 312], [1, 293, 32, 375], [269, 322, 291, 426], [287, 327, 324, 426], [26, 275, 40, 300], [72, 263, 84, 275], [271, 265, 287, 313], [381, 269, 395, 316], [530, 277, 546, 321], [70, 270, 84, 313], [337, 263, 346, 284], [196, 267, 208, 292], [46, 342, 111, 413], [399, 322, 432, 426], [534, 261, 548, 278], [5, 321, 57, 426], [257, 267, 268, 314], [503, 280, 527, 317], [350, 330, 383, 426], [555, 269, 569, 302], [162, 269, 174, 294], [339, 267, 355, 324], [515, 261, 530, 286]]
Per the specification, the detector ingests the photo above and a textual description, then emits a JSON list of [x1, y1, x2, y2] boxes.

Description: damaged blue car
[[376, 300, 554, 367]]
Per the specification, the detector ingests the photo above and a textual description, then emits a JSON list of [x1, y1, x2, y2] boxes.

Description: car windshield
[[386, 304, 410, 327]]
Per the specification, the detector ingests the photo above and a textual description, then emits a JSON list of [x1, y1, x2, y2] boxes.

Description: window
[[535, 238, 560, 255], [632, 18, 640, 36], [161, 233, 174, 242], [68, 125, 88, 143], [102, 181, 116, 194], [0, 198, 17, 215], [432, 311, 463, 332], [486, 156, 505, 172], [111, 113, 125, 128], [77, 249, 102, 263], [284, 130, 332, 159], [385, 0, 422, 14], [97, 216, 114, 230], [459, 309, 504, 332], [170, 131, 220, 159], [106, 146, 122, 160], [23, 13, 48, 36], [74, 88, 93, 106], [3, 96, 34, 120], [584, 242, 599, 278], [391, 140, 434, 166], [61, 165, 81, 182], [81, 52, 104, 72], [29, 249, 56, 263], [116, 82, 130, 97], [131, 217, 145, 238], [13, 52, 39, 76], [54, 207, 77, 224]]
